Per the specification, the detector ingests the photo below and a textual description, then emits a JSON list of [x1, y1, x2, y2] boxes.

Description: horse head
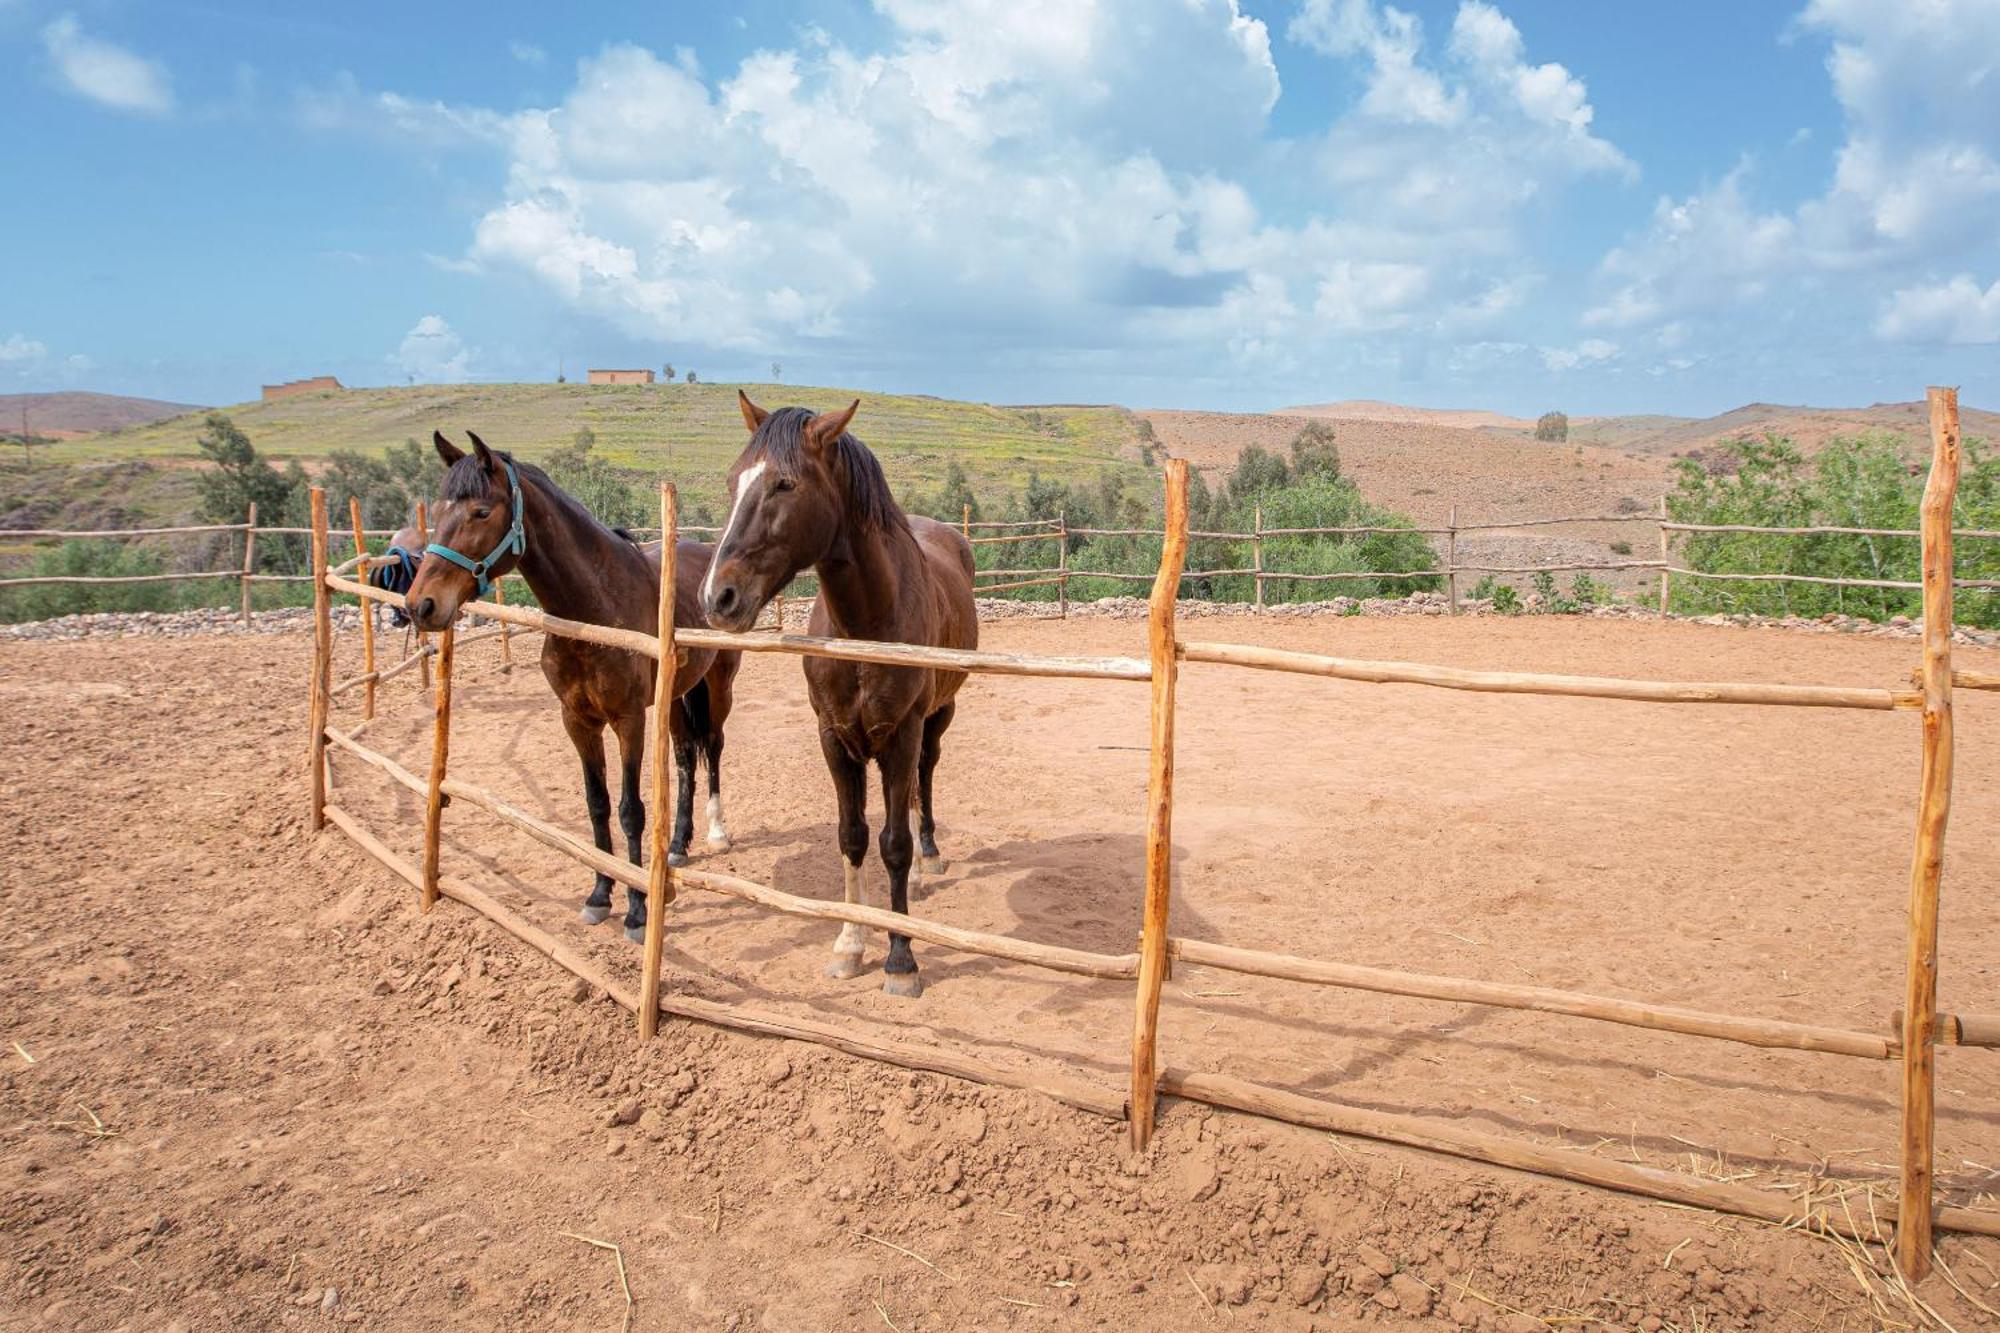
[[405, 430, 525, 631], [700, 392, 865, 632]]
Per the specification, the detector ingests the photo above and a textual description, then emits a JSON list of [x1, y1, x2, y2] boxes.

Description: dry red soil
[[8, 615, 2000, 1330]]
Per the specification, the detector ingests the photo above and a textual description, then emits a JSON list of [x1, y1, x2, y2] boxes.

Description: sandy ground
[[8, 613, 2000, 1330]]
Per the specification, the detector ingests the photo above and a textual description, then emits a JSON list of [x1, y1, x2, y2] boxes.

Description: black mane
[[754, 406, 908, 535], [442, 448, 634, 549]]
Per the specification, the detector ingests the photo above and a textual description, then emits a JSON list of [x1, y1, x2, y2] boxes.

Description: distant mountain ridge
[[1277, 398, 1537, 432], [2, 391, 203, 438]]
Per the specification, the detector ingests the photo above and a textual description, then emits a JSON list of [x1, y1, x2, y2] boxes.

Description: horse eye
[[773, 477, 796, 493], [472, 507, 492, 519]]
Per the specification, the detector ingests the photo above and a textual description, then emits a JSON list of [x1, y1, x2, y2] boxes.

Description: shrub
[[1535, 411, 1569, 442]]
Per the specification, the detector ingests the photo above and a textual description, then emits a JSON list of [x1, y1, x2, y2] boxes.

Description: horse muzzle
[[701, 579, 762, 634]]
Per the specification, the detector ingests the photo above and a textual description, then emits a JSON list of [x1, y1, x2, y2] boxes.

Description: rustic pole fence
[[414, 502, 433, 692], [1446, 504, 1458, 615], [1129, 459, 1189, 1150], [1898, 385, 1960, 1280], [306, 491, 332, 831], [1658, 497, 1672, 614], [1057, 508, 1069, 619], [240, 503, 258, 624], [348, 497, 377, 720], [301, 390, 1989, 1249], [638, 483, 679, 1040], [421, 621, 455, 913], [494, 576, 513, 670]]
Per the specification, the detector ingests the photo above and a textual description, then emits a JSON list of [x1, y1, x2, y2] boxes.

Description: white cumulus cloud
[[395, 315, 474, 383], [1878, 275, 2000, 345], [0, 333, 48, 363], [41, 14, 174, 115]]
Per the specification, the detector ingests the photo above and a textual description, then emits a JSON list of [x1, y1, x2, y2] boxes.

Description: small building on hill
[[587, 368, 655, 385], [262, 375, 343, 402]]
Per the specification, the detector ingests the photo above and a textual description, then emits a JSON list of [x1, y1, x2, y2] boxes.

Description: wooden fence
[[296, 387, 1991, 1278]]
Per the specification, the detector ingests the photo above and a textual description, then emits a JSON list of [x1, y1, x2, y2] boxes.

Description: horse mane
[[756, 407, 908, 536], [442, 449, 643, 553]]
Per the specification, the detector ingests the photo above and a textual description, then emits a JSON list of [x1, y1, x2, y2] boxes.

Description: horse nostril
[[416, 597, 436, 624], [714, 585, 738, 614]]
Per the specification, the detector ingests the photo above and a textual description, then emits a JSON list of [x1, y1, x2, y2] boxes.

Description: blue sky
[[4, 0, 1998, 417]]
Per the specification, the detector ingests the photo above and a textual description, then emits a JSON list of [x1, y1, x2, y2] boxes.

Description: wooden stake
[[348, 496, 376, 720], [421, 623, 455, 912], [306, 490, 331, 831], [1057, 508, 1068, 619], [1657, 496, 1671, 615], [1445, 504, 1458, 615], [240, 501, 258, 625], [1130, 459, 1189, 1150], [639, 483, 679, 1040], [962, 503, 971, 540], [414, 501, 433, 691], [1898, 385, 1960, 1281], [1253, 504, 1265, 612]]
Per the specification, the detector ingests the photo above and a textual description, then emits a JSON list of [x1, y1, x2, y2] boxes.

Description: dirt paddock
[[7, 612, 2000, 1330]]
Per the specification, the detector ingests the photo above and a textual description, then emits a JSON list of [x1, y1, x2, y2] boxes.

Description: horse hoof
[[824, 953, 866, 981], [580, 904, 612, 925], [667, 851, 689, 868], [882, 972, 925, 1000], [920, 854, 947, 876], [707, 834, 733, 851], [624, 924, 647, 944]]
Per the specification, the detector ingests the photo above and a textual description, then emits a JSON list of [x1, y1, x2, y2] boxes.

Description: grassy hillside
[[45, 380, 1145, 517]]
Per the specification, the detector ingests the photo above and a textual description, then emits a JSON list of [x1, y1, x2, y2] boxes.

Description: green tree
[[1288, 420, 1341, 482], [1535, 411, 1569, 442], [194, 413, 296, 526], [543, 424, 645, 528]]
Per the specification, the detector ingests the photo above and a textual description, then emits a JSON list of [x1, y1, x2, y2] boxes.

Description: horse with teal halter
[[367, 528, 425, 627], [423, 457, 525, 598], [402, 431, 742, 942]]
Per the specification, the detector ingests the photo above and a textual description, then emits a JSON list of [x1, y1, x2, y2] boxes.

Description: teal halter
[[425, 458, 525, 599]]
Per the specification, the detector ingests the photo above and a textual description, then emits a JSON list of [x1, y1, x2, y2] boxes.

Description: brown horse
[[701, 394, 976, 997], [405, 432, 740, 941]]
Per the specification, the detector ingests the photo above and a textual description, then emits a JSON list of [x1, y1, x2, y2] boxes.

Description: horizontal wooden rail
[[1891, 1008, 2000, 1049], [1456, 560, 1665, 574], [1176, 639, 1918, 710], [0, 569, 240, 587], [1170, 938, 1891, 1058], [1458, 513, 1657, 531], [325, 727, 1138, 982], [975, 566, 1058, 577], [675, 626, 1151, 682], [321, 800, 1123, 1118], [259, 526, 401, 537], [1668, 565, 1921, 591], [974, 576, 1068, 593], [324, 573, 663, 659], [1664, 522, 2000, 539], [3, 522, 250, 538], [1155, 1070, 2000, 1241], [969, 531, 1061, 546], [1256, 525, 1449, 537]]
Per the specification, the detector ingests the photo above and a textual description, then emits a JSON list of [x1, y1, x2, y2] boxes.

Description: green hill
[[43, 380, 1145, 517]]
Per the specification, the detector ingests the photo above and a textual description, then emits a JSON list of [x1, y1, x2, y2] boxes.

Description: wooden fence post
[[1130, 459, 1189, 1150], [962, 503, 971, 541], [240, 502, 258, 625], [1445, 504, 1458, 615], [1898, 385, 1961, 1281], [1253, 504, 1265, 612], [413, 502, 434, 691], [1657, 497, 1672, 615], [348, 497, 377, 720], [639, 483, 680, 1040], [494, 576, 513, 670], [306, 490, 331, 831], [421, 624, 455, 912], [1057, 509, 1069, 620]]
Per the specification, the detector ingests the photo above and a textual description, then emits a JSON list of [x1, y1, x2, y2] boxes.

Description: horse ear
[[738, 390, 768, 433], [806, 399, 859, 452], [466, 431, 496, 472], [433, 431, 465, 465]]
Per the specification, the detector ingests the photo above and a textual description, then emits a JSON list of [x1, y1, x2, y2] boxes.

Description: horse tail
[[679, 674, 713, 742]]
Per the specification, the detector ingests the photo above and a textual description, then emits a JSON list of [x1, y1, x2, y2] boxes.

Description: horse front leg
[[612, 710, 650, 944], [664, 699, 699, 869], [702, 667, 734, 850], [916, 701, 953, 876], [818, 727, 869, 980], [877, 719, 925, 999], [564, 713, 617, 927]]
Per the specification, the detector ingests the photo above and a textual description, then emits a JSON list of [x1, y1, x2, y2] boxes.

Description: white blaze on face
[[702, 459, 767, 607]]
